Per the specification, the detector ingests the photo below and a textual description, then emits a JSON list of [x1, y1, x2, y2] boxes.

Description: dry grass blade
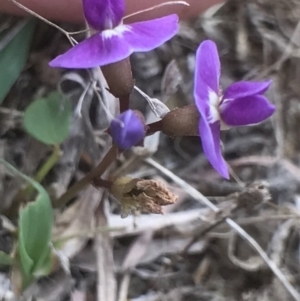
[[53, 185, 101, 259], [71, 290, 86, 301], [0, 141, 5, 195], [95, 194, 116, 301], [228, 231, 264, 271], [144, 158, 300, 301], [108, 208, 209, 237], [122, 231, 153, 270], [118, 231, 153, 301]]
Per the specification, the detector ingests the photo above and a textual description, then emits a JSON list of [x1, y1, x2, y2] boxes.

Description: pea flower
[[49, 0, 179, 68], [194, 40, 275, 179], [110, 110, 145, 149]]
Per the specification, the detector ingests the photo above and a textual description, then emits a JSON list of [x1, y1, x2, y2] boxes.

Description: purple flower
[[194, 40, 275, 179], [49, 0, 179, 68], [110, 110, 145, 149]]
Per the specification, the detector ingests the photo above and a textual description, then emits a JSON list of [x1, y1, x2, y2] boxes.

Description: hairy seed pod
[[161, 104, 200, 137], [101, 58, 134, 98]]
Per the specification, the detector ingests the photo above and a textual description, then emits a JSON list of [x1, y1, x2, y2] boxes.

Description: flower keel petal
[[223, 80, 272, 100], [199, 119, 229, 179], [110, 110, 145, 150], [123, 14, 179, 52], [220, 95, 275, 126], [195, 40, 221, 94], [83, 0, 125, 30], [49, 30, 131, 68]]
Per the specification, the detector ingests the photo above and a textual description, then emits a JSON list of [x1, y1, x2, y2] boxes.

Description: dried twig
[[123, 1, 189, 20], [182, 203, 236, 252]]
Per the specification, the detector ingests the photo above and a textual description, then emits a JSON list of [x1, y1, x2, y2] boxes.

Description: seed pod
[[101, 58, 134, 98], [161, 104, 200, 137], [110, 176, 178, 218]]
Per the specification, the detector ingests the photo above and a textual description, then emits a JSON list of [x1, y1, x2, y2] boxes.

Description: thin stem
[[123, 1, 189, 20], [145, 158, 300, 301], [93, 178, 112, 189], [134, 85, 170, 118], [8, 0, 77, 45], [119, 95, 130, 113], [8, 145, 61, 214], [226, 218, 300, 301], [68, 29, 89, 35], [54, 145, 119, 208], [75, 81, 93, 117], [147, 120, 163, 136], [35, 145, 61, 183]]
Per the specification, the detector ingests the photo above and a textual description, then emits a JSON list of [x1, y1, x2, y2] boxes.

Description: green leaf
[[17, 231, 34, 288], [24, 92, 72, 145], [19, 197, 53, 272], [0, 160, 53, 289], [0, 19, 36, 104], [0, 251, 13, 266], [32, 247, 53, 277]]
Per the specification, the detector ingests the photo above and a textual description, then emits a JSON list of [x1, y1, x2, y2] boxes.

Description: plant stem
[[53, 226, 123, 248], [36, 145, 61, 183], [54, 145, 119, 208], [93, 178, 112, 189], [119, 95, 130, 113], [25, 144, 61, 197], [146, 120, 163, 136], [5, 145, 61, 217]]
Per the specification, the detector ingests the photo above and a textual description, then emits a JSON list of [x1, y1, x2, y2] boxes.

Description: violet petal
[[123, 14, 179, 52], [195, 40, 221, 95], [49, 30, 131, 68], [223, 80, 272, 100], [199, 119, 229, 179], [83, 0, 125, 30], [194, 47, 227, 177], [110, 110, 145, 150], [220, 95, 275, 126]]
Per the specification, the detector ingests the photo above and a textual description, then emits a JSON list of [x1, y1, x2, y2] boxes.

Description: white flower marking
[[208, 89, 231, 130], [102, 25, 131, 39], [207, 89, 221, 123]]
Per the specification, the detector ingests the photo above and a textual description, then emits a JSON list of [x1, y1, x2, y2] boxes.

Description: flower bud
[[110, 176, 178, 218], [109, 109, 146, 150], [161, 104, 200, 137]]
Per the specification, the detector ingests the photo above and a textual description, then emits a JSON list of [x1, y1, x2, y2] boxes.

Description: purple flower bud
[[109, 110, 145, 150]]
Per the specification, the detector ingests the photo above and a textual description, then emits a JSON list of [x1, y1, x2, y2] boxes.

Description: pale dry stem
[[145, 157, 300, 301], [123, 1, 189, 20]]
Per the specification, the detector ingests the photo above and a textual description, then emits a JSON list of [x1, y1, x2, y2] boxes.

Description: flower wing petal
[[83, 0, 125, 30], [223, 80, 272, 100], [195, 40, 220, 94], [199, 119, 229, 179], [110, 110, 145, 150], [49, 31, 131, 68], [122, 14, 179, 52], [220, 95, 275, 126]]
